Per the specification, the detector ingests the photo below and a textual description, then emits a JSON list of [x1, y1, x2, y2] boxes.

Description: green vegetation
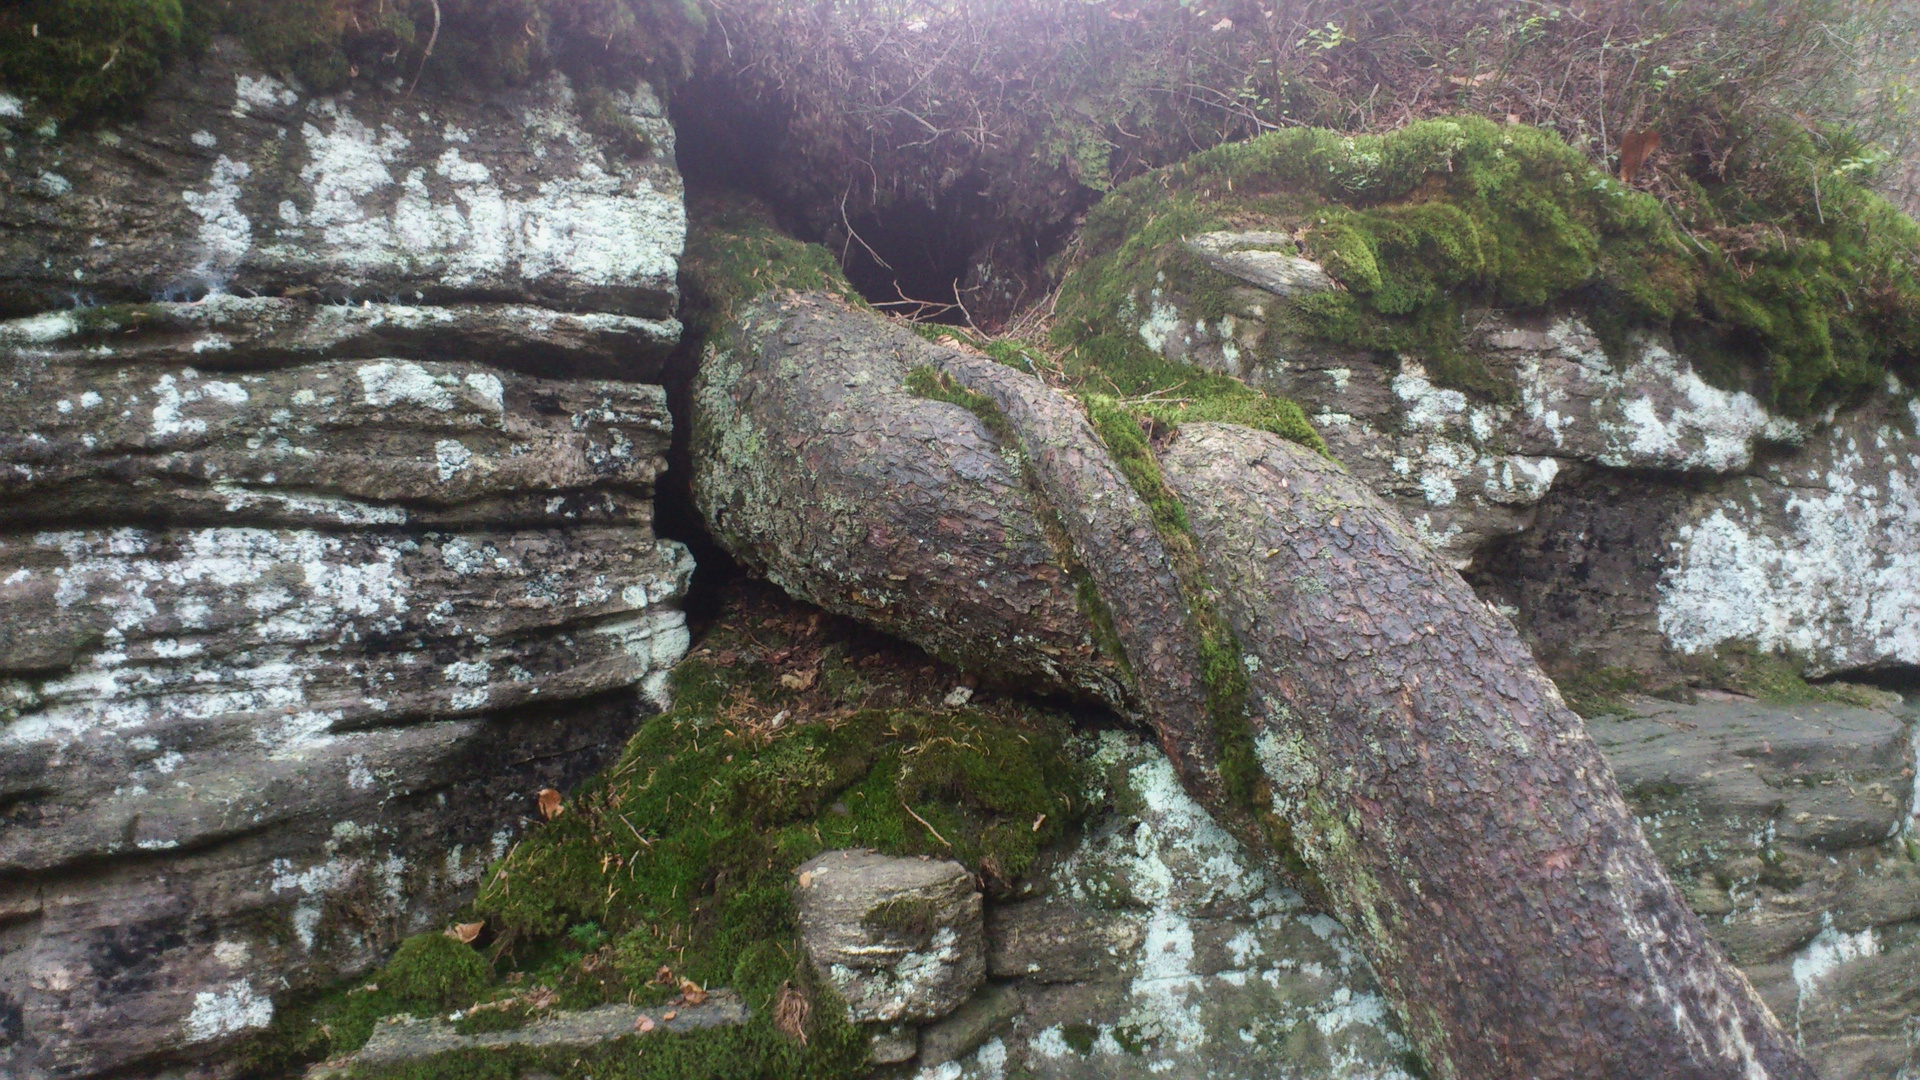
[[1055, 116, 1920, 415], [680, 197, 866, 341], [248, 587, 1086, 1079], [0, 0, 702, 120]]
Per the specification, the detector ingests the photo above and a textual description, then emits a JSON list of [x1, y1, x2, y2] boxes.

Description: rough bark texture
[[923, 344, 1225, 808], [1159, 423, 1812, 1079], [691, 292, 1126, 704], [691, 291, 1819, 1079]]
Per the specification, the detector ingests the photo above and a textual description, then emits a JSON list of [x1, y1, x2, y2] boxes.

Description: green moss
[[467, 604, 1084, 1008], [1060, 1021, 1098, 1055], [1056, 116, 1920, 415], [382, 932, 495, 1008], [1554, 665, 1651, 718], [1, 0, 703, 121], [0, 1, 187, 119], [1704, 644, 1895, 709], [1081, 396, 1262, 809], [681, 198, 866, 343], [860, 896, 939, 940]]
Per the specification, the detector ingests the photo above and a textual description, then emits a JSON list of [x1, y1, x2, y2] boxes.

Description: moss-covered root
[[1158, 422, 1815, 1080], [691, 290, 1128, 705], [911, 336, 1243, 821]]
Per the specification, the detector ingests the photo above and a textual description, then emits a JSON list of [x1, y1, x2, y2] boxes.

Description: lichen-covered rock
[[1122, 235, 1920, 683], [1594, 695, 1920, 1080], [0, 42, 691, 1076], [0, 325, 693, 1077], [0, 37, 684, 324], [794, 850, 985, 1024], [930, 733, 1416, 1080]]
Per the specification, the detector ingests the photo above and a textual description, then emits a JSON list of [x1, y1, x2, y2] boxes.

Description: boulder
[[0, 36, 691, 1080], [1117, 233, 1920, 683], [793, 850, 985, 1024]]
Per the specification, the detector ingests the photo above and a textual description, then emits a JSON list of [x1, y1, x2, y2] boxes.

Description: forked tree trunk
[[691, 290, 1815, 1079]]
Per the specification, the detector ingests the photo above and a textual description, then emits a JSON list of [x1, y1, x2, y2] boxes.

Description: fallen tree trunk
[[690, 289, 1814, 1078]]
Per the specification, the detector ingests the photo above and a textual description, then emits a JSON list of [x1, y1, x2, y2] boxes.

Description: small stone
[[793, 850, 984, 1024]]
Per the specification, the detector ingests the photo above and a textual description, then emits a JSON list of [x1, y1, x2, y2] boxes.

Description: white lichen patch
[[986, 734, 1412, 1078], [181, 155, 254, 278], [255, 83, 683, 297], [184, 979, 274, 1042], [1657, 403, 1920, 674]]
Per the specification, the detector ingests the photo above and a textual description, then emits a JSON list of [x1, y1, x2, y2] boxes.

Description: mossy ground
[[1052, 115, 1920, 416], [246, 582, 1087, 1079]]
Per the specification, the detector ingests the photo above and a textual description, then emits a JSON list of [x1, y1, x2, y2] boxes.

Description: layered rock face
[[1127, 234, 1920, 683], [0, 43, 688, 1080]]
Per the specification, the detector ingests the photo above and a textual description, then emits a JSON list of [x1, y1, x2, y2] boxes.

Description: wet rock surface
[[795, 850, 986, 1025], [0, 40, 689, 1080]]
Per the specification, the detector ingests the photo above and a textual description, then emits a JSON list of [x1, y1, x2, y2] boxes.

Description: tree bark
[[690, 290, 1816, 1079], [1160, 423, 1810, 1080]]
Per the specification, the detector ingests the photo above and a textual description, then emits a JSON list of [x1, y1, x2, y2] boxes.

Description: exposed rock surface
[[794, 850, 985, 1025], [0, 38, 684, 323], [305, 991, 749, 1078], [0, 42, 690, 1080], [1590, 695, 1920, 1080], [1123, 232, 1920, 683], [929, 732, 1414, 1080]]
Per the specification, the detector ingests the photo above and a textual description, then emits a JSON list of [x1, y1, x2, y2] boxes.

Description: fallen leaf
[[662, 1010, 678, 1021], [653, 965, 675, 985], [537, 788, 563, 820], [446, 922, 484, 944], [1618, 129, 1661, 183], [714, 649, 737, 666], [679, 979, 709, 1006], [780, 669, 817, 691], [636, 1015, 656, 1033], [798, 870, 814, 888]]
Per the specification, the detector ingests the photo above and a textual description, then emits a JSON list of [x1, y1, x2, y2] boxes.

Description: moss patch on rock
[[1054, 115, 1920, 415], [252, 584, 1086, 1079]]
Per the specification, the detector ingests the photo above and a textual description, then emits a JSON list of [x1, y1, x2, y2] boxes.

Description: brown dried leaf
[[446, 922, 484, 944], [537, 788, 563, 820], [772, 981, 811, 1044], [780, 668, 816, 691], [653, 964, 675, 985], [679, 978, 709, 1006], [1619, 129, 1661, 183], [636, 1015, 656, 1033]]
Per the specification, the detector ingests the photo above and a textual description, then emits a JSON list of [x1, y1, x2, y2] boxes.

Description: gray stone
[[1592, 696, 1913, 859], [1181, 232, 1336, 298], [935, 733, 1416, 1080], [306, 991, 750, 1078], [869, 1024, 919, 1065], [0, 42, 692, 1078], [915, 983, 1022, 1068], [794, 850, 984, 1024], [987, 896, 1141, 983], [1119, 248, 1920, 680], [0, 296, 680, 383], [0, 38, 684, 320]]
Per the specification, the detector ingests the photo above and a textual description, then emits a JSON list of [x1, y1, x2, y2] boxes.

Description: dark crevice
[[671, 72, 1088, 328]]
